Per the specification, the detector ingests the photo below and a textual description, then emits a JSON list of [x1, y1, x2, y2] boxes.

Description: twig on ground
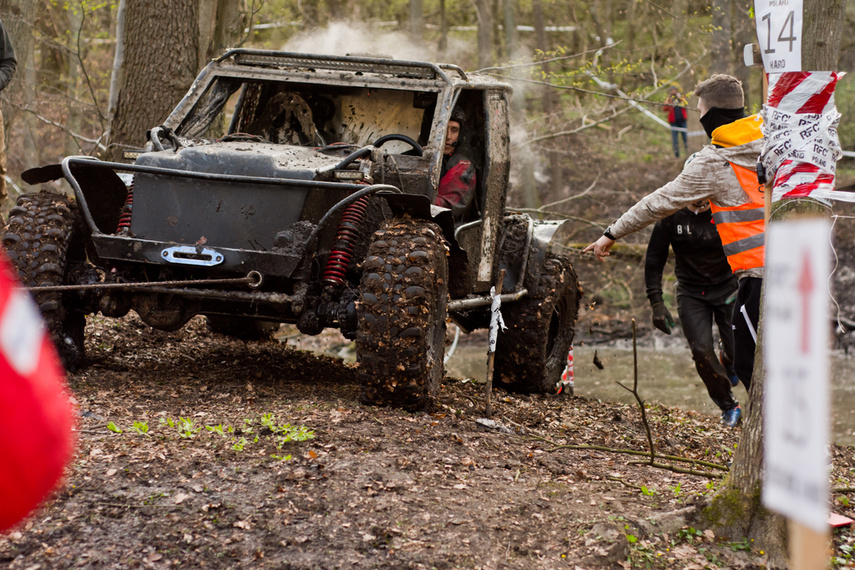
[[615, 319, 656, 464], [626, 460, 723, 478], [534, 438, 728, 472]]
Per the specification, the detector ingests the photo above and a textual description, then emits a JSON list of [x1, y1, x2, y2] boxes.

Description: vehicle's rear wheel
[[356, 219, 448, 410], [205, 315, 280, 340], [3, 191, 89, 370], [494, 254, 580, 393]]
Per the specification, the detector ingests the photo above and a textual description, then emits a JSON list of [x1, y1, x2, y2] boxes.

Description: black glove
[[651, 302, 675, 335]]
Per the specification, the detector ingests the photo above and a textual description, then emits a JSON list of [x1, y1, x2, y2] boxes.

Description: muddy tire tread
[[3, 190, 87, 369], [356, 219, 448, 410], [495, 254, 581, 393]]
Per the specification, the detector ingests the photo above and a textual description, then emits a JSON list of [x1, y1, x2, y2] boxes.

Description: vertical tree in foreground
[[703, 1, 844, 566], [106, 0, 245, 161], [105, 0, 200, 160]]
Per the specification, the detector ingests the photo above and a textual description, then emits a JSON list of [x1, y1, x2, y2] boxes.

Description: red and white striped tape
[[561, 346, 574, 384], [556, 345, 574, 395], [760, 71, 843, 203]]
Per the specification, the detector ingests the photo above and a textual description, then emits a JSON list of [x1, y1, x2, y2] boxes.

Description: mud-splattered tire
[[494, 255, 580, 393], [356, 219, 448, 410], [205, 315, 280, 340], [3, 191, 88, 370]]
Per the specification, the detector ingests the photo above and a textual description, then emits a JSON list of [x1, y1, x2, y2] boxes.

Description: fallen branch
[[537, 439, 728, 472], [626, 460, 724, 479]]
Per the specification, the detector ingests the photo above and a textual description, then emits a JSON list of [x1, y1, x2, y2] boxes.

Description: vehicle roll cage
[[217, 48, 469, 84]]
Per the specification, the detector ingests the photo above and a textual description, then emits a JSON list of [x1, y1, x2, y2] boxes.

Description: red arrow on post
[[798, 251, 814, 354]]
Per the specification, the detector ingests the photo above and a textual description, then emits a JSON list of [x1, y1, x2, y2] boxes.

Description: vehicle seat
[[245, 92, 323, 145]]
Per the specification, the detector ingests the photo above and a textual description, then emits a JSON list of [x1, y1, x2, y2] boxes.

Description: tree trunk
[[1, 0, 36, 133], [731, 0, 755, 108], [532, 0, 561, 204], [64, 5, 83, 156], [106, 0, 127, 141], [673, 0, 688, 47], [626, 0, 638, 53], [409, 0, 423, 46], [199, 0, 246, 64], [502, 0, 516, 60], [105, 0, 200, 161], [438, 0, 447, 55], [704, 2, 844, 566], [710, 0, 732, 73], [474, 0, 493, 69]]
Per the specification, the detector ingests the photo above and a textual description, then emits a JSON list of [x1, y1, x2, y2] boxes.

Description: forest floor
[[2, 147, 855, 569], [0, 315, 853, 569]]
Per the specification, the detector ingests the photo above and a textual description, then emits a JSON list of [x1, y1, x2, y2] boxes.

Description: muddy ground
[[1, 315, 851, 570], [3, 154, 855, 568]]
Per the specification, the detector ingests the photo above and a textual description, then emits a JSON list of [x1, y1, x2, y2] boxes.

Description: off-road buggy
[[6, 49, 581, 409]]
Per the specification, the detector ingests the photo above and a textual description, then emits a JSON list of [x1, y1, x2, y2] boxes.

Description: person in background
[[584, 74, 765, 428], [644, 196, 741, 426], [0, 21, 16, 202], [664, 86, 689, 158], [435, 107, 476, 220]]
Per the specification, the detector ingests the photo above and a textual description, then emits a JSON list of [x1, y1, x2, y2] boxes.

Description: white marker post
[[754, 0, 803, 73], [763, 218, 831, 568]]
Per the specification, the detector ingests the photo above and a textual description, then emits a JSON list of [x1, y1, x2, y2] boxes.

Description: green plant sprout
[[177, 417, 201, 438], [131, 421, 150, 436], [107, 421, 122, 434]]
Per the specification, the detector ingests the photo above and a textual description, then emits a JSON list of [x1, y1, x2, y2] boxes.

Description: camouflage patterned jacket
[[609, 114, 764, 279]]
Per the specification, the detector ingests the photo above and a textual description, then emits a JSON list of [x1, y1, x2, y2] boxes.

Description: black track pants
[[731, 277, 762, 392], [676, 286, 739, 412]]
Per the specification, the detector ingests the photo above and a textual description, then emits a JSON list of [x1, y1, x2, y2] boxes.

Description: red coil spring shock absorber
[[322, 195, 370, 286], [115, 177, 135, 234]]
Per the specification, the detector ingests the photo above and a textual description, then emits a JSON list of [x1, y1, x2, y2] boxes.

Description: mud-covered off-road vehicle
[[6, 49, 581, 409]]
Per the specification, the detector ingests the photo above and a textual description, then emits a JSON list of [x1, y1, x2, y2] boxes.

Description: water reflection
[[444, 340, 855, 447]]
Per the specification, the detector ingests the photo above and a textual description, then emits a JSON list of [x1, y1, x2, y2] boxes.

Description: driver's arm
[[435, 158, 476, 214]]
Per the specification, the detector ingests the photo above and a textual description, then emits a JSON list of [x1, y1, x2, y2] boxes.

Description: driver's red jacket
[[435, 150, 476, 219]]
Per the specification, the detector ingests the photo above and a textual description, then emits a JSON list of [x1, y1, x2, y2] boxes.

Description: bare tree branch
[[74, 3, 108, 132], [473, 43, 620, 73], [540, 176, 598, 209], [2, 95, 107, 151]]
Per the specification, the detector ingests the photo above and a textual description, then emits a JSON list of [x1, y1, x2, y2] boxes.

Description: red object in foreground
[[828, 512, 854, 528], [0, 254, 75, 533]]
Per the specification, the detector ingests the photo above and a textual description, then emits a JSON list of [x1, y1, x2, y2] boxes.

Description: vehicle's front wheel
[[356, 219, 448, 410], [495, 254, 580, 393], [3, 191, 89, 370]]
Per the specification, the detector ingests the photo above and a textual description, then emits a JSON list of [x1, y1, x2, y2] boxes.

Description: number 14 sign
[[754, 0, 803, 72]]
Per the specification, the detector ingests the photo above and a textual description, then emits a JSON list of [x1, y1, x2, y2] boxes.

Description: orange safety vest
[[709, 163, 764, 273]]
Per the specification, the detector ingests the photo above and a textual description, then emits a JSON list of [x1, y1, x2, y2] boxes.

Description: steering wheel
[[371, 134, 424, 157]]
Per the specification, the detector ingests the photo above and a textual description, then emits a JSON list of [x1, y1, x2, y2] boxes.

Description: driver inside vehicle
[[434, 107, 477, 220]]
